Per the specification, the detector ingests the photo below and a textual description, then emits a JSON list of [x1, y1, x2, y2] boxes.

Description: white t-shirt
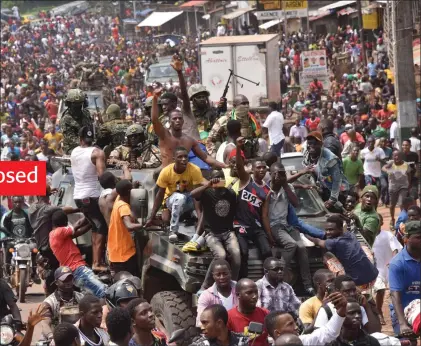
[[263, 111, 285, 145], [372, 230, 402, 281], [36, 152, 49, 161], [410, 137, 421, 153], [218, 291, 234, 311], [390, 121, 398, 140], [360, 147, 386, 178], [314, 302, 368, 328]]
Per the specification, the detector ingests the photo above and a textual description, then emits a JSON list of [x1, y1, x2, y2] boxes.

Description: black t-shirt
[[0, 278, 15, 319], [403, 151, 419, 178], [28, 203, 61, 249], [200, 187, 237, 234]]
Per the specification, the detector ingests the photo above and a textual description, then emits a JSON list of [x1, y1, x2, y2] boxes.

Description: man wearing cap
[[347, 186, 380, 247], [70, 126, 108, 272], [389, 221, 421, 336], [303, 131, 349, 210], [41, 266, 84, 341]]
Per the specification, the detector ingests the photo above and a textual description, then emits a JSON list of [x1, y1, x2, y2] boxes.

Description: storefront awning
[[318, 0, 356, 12], [337, 7, 357, 16], [309, 11, 332, 22], [137, 11, 183, 27], [221, 8, 252, 20], [179, 0, 208, 8], [259, 19, 282, 30]]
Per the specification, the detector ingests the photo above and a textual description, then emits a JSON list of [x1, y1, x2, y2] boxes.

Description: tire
[[18, 268, 27, 303], [151, 291, 198, 346]]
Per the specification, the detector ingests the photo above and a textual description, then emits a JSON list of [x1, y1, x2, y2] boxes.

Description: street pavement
[[15, 205, 398, 344]]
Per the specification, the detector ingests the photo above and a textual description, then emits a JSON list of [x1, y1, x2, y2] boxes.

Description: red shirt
[[340, 132, 365, 145], [46, 102, 58, 118], [227, 307, 269, 346], [377, 110, 392, 129], [305, 117, 321, 131], [293, 53, 301, 69], [34, 129, 44, 140], [310, 81, 323, 91], [49, 226, 86, 271]]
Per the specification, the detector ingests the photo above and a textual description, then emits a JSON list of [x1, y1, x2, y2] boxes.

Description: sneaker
[[182, 241, 198, 252], [169, 232, 179, 243]]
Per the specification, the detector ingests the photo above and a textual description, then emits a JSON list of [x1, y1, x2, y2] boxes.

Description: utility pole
[[357, 0, 367, 66], [394, 0, 417, 142]]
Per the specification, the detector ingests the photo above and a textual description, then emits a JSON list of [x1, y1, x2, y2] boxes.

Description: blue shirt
[[395, 210, 408, 234], [389, 247, 421, 309], [325, 232, 378, 286], [367, 62, 377, 76]]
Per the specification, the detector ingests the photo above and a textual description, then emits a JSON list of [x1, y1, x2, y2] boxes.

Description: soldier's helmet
[[65, 89, 86, 103], [188, 84, 210, 100], [106, 104, 121, 121], [125, 124, 144, 137]]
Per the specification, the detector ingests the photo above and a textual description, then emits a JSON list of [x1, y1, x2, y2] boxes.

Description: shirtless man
[[151, 89, 227, 169], [98, 165, 132, 225]]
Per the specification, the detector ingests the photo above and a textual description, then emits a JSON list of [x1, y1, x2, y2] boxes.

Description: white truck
[[199, 34, 280, 108]]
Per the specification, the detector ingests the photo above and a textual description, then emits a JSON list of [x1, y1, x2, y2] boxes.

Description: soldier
[[96, 104, 131, 149], [102, 79, 113, 110], [206, 94, 261, 159], [59, 89, 93, 155], [109, 124, 161, 169], [188, 84, 218, 141]]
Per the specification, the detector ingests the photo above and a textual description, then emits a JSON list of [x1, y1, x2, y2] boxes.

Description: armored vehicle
[[50, 153, 329, 345]]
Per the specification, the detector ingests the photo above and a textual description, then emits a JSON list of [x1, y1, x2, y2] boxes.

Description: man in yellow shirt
[[44, 125, 63, 151], [299, 269, 335, 330], [145, 146, 206, 242], [108, 179, 143, 276], [387, 95, 397, 114]]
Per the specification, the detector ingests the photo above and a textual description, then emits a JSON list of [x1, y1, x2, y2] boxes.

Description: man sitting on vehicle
[[262, 162, 314, 295], [196, 259, 238, 327], [41, 266, 84, 342], [256, 257, 301, 315], [146, 146, 206, 242], [303, 131, 349, 210], [227, 279, 269, 346], [49, 211, 107, 298], [234, 138, 272, 279]]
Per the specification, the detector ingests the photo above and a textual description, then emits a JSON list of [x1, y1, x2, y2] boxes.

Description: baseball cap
[[405, 221, 421, 236], [306, 131, 323, 142], [54, 266, 73, 281], [79, 126, 94, 139], [360, 185, 379, 199]]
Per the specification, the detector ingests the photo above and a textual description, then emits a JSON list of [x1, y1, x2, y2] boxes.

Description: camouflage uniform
[[59, 89, 93, 155], [110, 124, 161, 168], [206, 115, 228, 157], [96, 104, 130, 148]]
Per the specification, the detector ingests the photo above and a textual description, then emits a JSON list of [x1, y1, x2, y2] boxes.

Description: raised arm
[[235, 137, 250, 187], [151, 89, 167, 140], [190, 180, 212, 200], [171, 55, 192, 116], [192, 141, 228, 169]]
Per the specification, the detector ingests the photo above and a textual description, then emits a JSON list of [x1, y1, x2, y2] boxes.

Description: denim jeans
[[271, 139, 285, 157], [389, 303, 400, 335], [202, 230, 241, 289], [166, 192, 194, 233], [73, 265, 107, 298]]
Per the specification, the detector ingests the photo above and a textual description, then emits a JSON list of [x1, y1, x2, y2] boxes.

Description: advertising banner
[[301, 50, 327, 72]]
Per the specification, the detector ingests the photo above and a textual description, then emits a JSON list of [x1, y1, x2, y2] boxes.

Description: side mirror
[[168, 328, 186, 343]]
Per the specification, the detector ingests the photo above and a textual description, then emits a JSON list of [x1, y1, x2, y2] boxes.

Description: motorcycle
[[0, 315, 25, 346], [1, 237, 39, 303]]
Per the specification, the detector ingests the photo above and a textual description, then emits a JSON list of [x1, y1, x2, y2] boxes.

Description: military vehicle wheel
[[151, 291, 198, 346]]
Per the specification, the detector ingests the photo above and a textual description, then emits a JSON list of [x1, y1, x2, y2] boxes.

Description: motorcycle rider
[[109, 124, 161, 169], [59, 89, 93, 155], [0, 277, 22, 322], [40, 266, 84, 342]]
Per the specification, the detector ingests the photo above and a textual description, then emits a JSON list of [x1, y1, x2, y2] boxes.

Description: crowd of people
[[1, 4, 421, 346]]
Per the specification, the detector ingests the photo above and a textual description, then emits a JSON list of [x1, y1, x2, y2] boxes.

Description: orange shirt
[[107, 197, 136, 263]]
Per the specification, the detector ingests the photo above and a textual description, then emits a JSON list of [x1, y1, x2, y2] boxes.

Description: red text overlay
[[0, 161, 47, 196]]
